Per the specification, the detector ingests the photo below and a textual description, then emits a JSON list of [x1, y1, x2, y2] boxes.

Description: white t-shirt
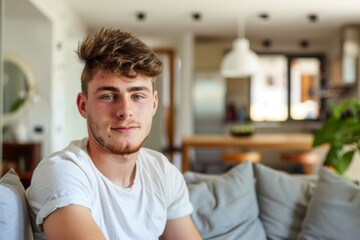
[[26, 138, 193, 240]]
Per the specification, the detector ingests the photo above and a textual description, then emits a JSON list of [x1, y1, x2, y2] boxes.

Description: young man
[[26, 28, 202, 240]]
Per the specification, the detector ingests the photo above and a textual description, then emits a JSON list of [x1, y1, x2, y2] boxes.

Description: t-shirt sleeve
[[26, 153, 93, 229], [165, 163, 193, 220]]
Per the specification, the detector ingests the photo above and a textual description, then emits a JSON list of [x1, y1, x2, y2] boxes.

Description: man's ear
[[76, 92, 87, 119], [152, 90, 159, 116]]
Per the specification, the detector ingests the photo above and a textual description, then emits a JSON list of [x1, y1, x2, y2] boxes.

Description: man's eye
[[101, 94, 116, 100], [133, 94, 144, 100]]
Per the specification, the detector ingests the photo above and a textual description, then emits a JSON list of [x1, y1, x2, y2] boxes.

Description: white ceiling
[[63, 0, 360, 45]]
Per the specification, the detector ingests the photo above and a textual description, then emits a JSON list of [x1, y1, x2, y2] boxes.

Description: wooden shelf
[[17, 171, 33, 180], [2, 142, 41, 188]]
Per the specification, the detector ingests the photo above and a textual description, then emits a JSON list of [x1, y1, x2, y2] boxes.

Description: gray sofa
[[1, 161, 360, 240], [0, 169, 34, 240], [184, 161, 360, 240]]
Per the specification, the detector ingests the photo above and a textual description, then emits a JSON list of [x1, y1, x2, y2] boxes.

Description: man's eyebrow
[[95, 86, 118, 93], [94, 86, 151, 93], [127, 86, 151, 92]]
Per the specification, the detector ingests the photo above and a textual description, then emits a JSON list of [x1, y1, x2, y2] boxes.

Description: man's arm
[[43, 205, 106, 240], [161, 216, 202, 240]]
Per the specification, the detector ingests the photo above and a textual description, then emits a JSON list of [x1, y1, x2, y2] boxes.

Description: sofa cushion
[[253, 163, 317, 240], [0, 169, 34, 240], [184, 161, 266, 240], [298, 167, 360, 240]]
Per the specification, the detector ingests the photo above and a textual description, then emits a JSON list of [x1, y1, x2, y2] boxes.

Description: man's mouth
[[111, 125, 139, 133]]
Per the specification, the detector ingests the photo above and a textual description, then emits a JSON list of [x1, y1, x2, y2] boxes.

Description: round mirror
[[2, 52, 37, 127]]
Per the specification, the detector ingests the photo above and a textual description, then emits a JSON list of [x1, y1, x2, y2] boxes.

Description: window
[[250, 55, 288, 121], [289, 57, 321, 120], [250, 54, 323, 121]]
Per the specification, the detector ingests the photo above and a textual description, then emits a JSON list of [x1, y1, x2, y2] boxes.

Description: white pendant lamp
[[220, 16, 259, 78]]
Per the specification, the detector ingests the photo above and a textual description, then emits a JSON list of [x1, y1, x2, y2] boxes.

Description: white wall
[[30, 0, 86, 154], [3, 0, 86, 158], [4, 1, 52, 157], [177, 33, 195, 143], [63, 36, 87, 144]]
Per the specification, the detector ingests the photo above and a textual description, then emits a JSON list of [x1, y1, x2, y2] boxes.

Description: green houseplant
[[313, 98, 360, 175]]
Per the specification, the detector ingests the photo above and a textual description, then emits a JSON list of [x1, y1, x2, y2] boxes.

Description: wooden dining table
[[181, 133, 314, 172]]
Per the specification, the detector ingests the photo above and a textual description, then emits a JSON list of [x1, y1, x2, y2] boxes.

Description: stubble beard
[[89, 121, 147, 156]]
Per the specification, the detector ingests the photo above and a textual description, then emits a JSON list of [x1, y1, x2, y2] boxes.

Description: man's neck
[[87, 142, 138, 188]]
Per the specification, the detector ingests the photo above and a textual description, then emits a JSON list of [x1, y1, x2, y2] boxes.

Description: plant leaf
[[336, 151, 355, 174], [313, 118, 339, 146], [10, 97, 26, 112], [324, 145, 342, 170], [316, 98, 360, 174], [332, 99, 357, 118]]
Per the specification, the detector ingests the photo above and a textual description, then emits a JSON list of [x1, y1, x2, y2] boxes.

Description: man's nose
[[116, 98, 133, 118]]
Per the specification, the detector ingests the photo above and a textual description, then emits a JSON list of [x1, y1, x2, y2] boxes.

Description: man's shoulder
[[45, 138, 88, 162], [139, 148, 170, 166], [33, 138, 90, 177], [139, 147, 165, 158], [138, 147, 181, 175]]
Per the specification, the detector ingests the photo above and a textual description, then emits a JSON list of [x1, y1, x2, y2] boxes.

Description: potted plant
[[312, 98, 360, 175]]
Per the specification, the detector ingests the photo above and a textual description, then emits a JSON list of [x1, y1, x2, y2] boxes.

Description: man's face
[[77, 71, 158, 155]]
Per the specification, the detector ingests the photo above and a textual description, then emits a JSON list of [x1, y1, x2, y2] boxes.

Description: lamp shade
[[220, 38, 259, 78]]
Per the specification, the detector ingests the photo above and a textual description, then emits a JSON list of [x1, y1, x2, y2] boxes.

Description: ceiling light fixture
[[192, 12, 202, 21], [136, 12, 146, 21], [220, 15, 259, 78], [259, 13, 269, 21], [262, 39, 272, 48], [300, 39, 309, 48], [308, 14, 318, 23]]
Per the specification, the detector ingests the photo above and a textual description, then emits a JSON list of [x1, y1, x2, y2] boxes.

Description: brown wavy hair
[[76, 28, 162, 95]]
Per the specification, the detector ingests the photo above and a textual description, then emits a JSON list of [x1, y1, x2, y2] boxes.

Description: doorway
[[143, 49, 176, 161]]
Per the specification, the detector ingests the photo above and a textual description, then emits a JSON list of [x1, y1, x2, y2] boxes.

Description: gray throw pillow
[[0, 169, 34, 240], [253, 163, 317, 240], [184, 161, 266, 240], [298, 167, 360, 240]]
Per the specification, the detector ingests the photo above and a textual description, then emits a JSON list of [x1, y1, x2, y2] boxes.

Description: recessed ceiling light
[[136, 12, 146, 21], [192, 12, 202, 21], [308, 14, 318, 23], [300, 39, 309, 48], [262, 39, 272, 48], [259, 13, 270, 21]]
